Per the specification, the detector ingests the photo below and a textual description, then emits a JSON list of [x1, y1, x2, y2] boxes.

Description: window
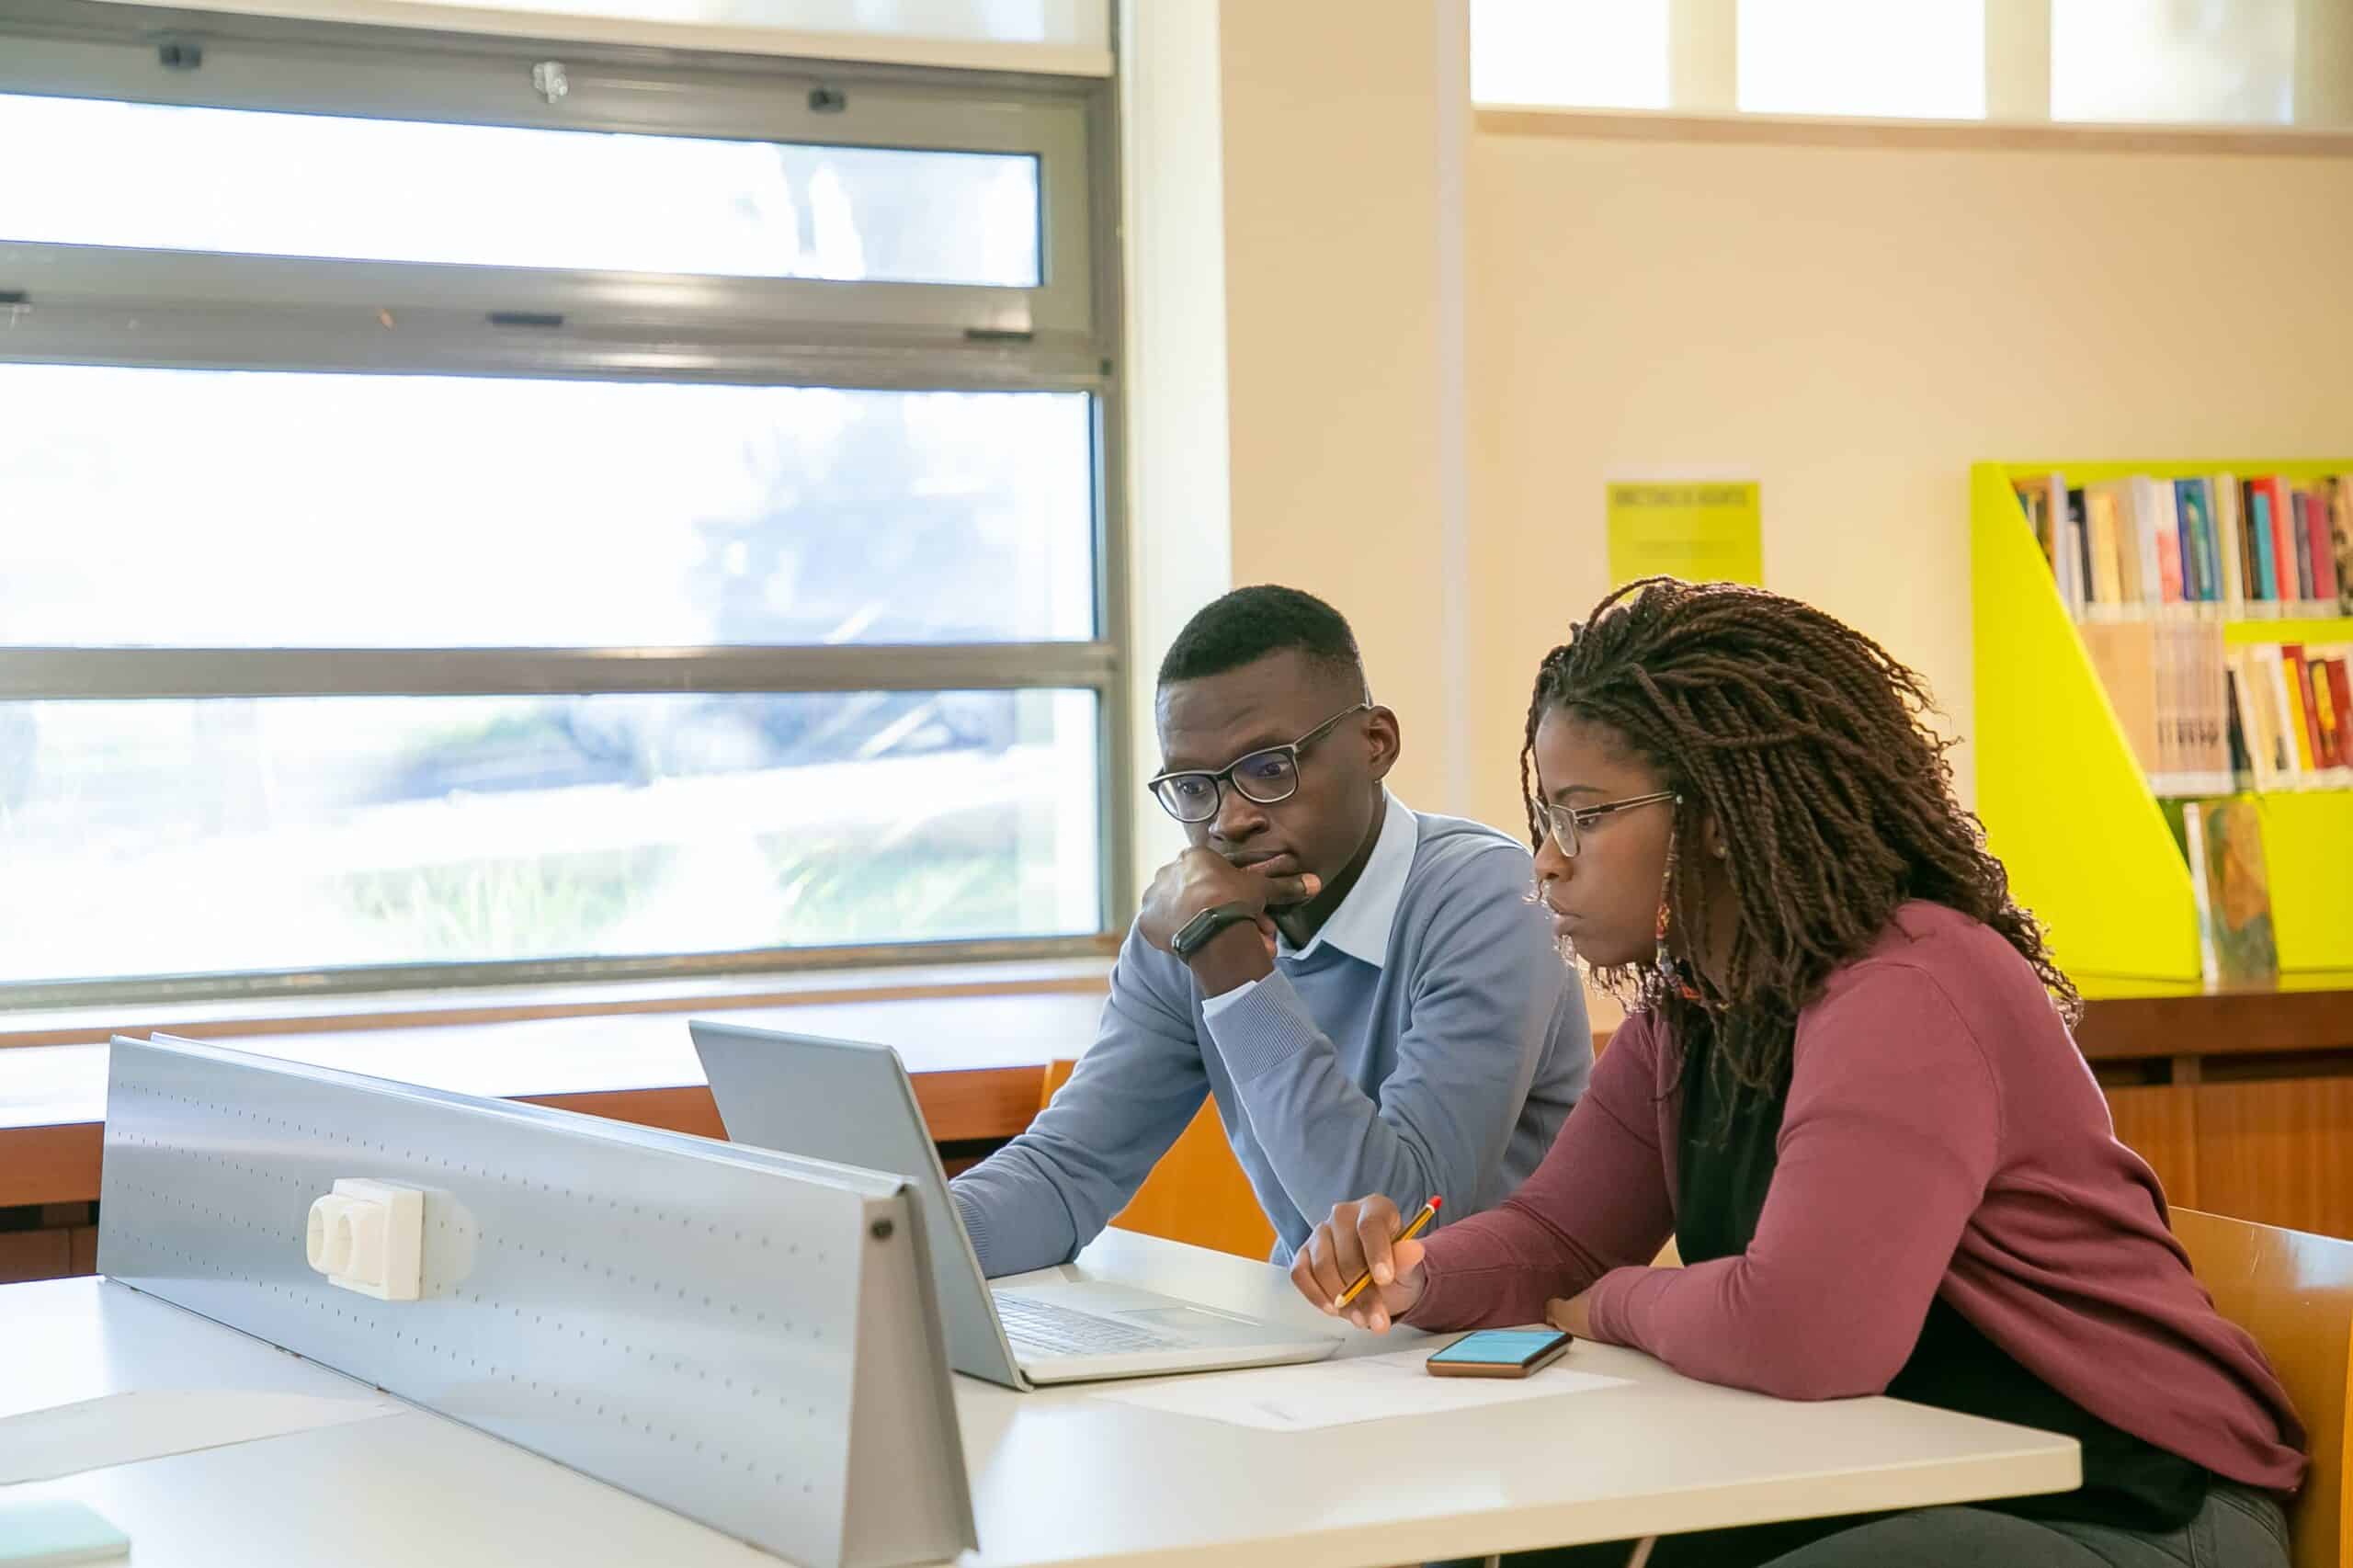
[[2, 94, 1044, 285], [0, 7, 1120, 1003], [1468, 0, 1670, 112], [1472, 0, 2340, 128], [1736, 0, 1986, 119], [2051, 0, 2295, 125]]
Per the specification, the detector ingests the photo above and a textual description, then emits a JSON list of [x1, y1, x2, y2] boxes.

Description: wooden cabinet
[[2189, 1075, 2353, 1241], [2079, 979, 2353, 1241]]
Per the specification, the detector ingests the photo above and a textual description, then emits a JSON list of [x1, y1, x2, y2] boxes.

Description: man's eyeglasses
[[1147, 701, 1372, 824], [1535, 790, 1678, 858]]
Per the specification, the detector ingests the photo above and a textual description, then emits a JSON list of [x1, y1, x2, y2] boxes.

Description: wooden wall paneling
[[1, 1126, 101, 1209], [2194, 1067, 2353, 1242], [2101, 1080, 2200, 1209], [0, 1229, 70, 1284]]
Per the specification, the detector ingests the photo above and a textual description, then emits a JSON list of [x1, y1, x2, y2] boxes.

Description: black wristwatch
[[1170, 901, 1259, 960]]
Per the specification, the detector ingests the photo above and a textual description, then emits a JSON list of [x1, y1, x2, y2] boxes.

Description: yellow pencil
[[1334, 1196, 1440, 1310]]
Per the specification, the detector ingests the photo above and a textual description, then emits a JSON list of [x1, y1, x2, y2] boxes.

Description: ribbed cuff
[[1402, 1252, 1476, 1331], [1199, 967, 1323, 1083], [1198, 974, 1264, 1021], [949, 1182, 995, 1278], [1582, 1265, 1666, 1349]]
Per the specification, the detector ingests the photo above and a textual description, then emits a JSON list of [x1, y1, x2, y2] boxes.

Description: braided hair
[[1522, 577, 2079, 1094]]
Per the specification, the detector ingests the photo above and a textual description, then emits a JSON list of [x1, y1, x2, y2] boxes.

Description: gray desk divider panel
[[99, 1034, 975, 1568]]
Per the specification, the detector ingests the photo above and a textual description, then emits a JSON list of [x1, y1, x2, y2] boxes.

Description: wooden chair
[[1611, 1214, 2341, 1562], [2174, 1208, 2353, 1568], [1038, 1060, 1276, 1260]]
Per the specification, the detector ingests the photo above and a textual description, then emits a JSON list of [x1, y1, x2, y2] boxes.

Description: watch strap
[[1171, 901, 1259, 960]]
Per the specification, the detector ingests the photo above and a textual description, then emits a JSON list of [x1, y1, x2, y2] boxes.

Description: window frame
[[0, 0, 1131, 1009]]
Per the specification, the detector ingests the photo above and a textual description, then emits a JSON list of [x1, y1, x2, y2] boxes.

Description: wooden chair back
[[1038, 1061, 1275, 1259], [2174, 1207, 2353, 1568]]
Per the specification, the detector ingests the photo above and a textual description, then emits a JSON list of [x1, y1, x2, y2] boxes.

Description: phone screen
[[1426, 1329, 1570, 1368]]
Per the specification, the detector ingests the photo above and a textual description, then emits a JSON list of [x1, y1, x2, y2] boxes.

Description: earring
[[1646, 816, 1682, 1006]]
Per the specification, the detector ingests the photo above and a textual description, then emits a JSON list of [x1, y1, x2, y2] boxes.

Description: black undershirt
[[1672, 1018, 2209, 1533]]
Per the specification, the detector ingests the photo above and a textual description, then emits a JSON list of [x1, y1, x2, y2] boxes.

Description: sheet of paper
[[0, 1390, 405, 1483], [1090, 1348, 1627, 1432]]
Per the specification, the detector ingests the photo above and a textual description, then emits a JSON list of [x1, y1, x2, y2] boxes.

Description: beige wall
[[1216, 1, 1467, 813], [1463, 125, 2353, 834]]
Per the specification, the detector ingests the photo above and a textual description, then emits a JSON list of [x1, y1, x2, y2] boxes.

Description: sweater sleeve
[[1581, 964, 2001, 1400], [949, 931, 1208, 1277], [1405, 1013, 1673, 1330]]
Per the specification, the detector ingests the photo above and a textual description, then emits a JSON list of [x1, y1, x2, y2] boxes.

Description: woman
[[1290, 579, 2303, 1567]]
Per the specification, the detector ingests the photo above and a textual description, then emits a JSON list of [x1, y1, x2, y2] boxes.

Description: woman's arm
[[1405, 1013, 1676, 1330], [1580, 964, 2000, 1399]]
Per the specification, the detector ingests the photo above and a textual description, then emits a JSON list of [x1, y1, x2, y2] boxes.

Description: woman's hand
[[1544, 1290, 1595, 1339], [1290, 1195, 1428, 1333]]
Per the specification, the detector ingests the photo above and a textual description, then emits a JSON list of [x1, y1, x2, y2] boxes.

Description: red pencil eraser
[[1429, 1197, 1443, 1210]]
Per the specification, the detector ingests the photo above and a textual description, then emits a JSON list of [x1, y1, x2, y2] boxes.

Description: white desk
[[2, 1233, 2079, 1567]]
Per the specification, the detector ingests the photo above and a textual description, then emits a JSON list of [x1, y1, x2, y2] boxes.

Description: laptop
[[690, 1021, 1343, 1389]]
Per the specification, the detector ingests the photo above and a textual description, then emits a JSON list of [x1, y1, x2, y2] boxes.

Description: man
[[951, 585, 1590, 1276]]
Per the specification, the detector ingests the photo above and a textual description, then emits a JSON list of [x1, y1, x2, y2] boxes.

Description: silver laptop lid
[[691, 1021, 1022, 1388]]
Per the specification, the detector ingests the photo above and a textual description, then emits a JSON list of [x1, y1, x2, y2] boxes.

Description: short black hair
[[1156, 585, 1366, 689]]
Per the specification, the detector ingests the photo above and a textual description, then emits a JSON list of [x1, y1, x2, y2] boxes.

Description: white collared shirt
[[1201, 791, 1417, 1017]]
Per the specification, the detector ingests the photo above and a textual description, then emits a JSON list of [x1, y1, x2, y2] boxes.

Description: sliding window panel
[[0, 689, 1103, 985], [0, 367, 1097, 650]]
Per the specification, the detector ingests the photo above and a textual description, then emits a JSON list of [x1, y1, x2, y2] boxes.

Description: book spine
[[2228, 653, 2273, 791], [2263, 647, 2306, 788], [2336, 479, 2353, 616], [2205, 626, 2231, 788], [2263, 478, 2300, 607], [2013, 480, 2050, 563], [2175, 479, 2209, 604], [2305, 653, 2345, 778], [2282, 644, 2321, 780], [2064, 487, 2089, 618], [2327, 653, 2353, 778], [2290, 488, 2317, 606], [2213, 474, 2245, 613], [2183, 802, 2219, 987], [2143, 477, 2178, 612], [2224, 664, 2253, 790], [2087, 490, 2126, 615], [2307, 484, 2341, 610], [2197, 478, 2224, 608], [2249, 486, 2279, 611]]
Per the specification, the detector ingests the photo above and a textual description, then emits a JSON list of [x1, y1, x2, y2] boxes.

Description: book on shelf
[[2224, 639, 2353, 790], [2182, 798, 2279, 988], [2083, 621, 2353, 797], [2082, 618, 2236, 797], [2015, 472, 2353, 620]]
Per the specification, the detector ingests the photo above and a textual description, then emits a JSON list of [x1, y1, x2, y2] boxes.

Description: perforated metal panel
[[99, 1034, 973, 1568]]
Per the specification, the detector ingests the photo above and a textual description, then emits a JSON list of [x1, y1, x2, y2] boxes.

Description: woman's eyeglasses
[[1534, 790, 1678, 858]]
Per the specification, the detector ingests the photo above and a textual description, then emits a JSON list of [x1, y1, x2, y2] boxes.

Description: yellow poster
[[1605, 481, 1763, 588]]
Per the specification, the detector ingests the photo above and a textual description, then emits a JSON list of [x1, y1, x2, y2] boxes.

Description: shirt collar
[[1278, 791, 1417, 967]]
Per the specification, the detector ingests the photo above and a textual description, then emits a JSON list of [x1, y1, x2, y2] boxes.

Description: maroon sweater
[[1409, 902, 2305, 1493]]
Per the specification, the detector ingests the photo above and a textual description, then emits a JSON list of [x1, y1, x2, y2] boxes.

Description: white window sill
[[0, 954, 1116, 1051]]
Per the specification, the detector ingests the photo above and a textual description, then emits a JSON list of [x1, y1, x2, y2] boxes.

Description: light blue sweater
[[951, 800, 1591, 1276]]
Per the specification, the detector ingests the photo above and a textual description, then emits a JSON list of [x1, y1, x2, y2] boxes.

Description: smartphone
[[1425, 1327, 1574, 1380]]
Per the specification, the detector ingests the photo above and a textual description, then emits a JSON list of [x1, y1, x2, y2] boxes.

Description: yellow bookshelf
[[1971, 460, 2353, 983]]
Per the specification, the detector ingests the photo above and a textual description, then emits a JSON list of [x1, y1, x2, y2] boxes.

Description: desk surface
[[6, 1233, 2079, 1567]]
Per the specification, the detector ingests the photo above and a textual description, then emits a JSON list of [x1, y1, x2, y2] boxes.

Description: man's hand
[[1290, 1195, 1428, 1333], [1136, 848, 1319, 987]]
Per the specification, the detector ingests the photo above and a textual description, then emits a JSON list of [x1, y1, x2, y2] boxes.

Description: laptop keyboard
[[994, 1294, 1188, 1358]]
